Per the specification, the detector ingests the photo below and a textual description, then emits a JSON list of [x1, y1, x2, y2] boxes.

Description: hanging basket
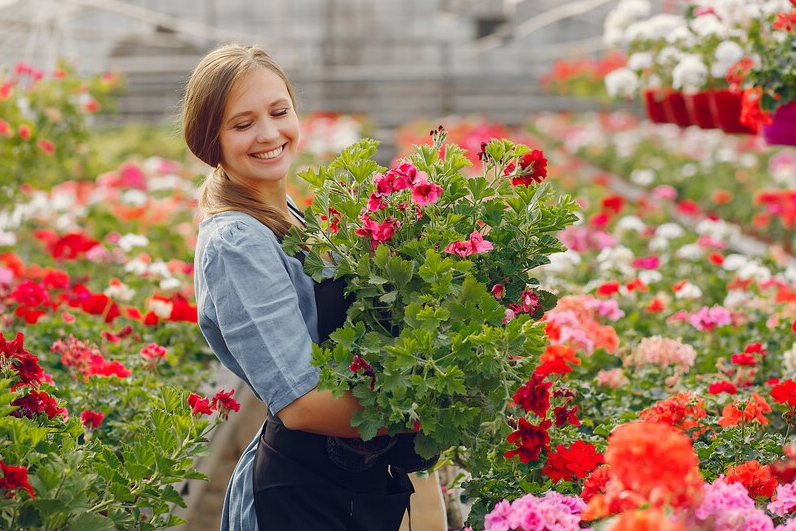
[[709, 90, 756, 135], [663, 91, 693, 128], [642, 89, 670, 123], [762, 101, 796, 147], [684, 91, 718, 129]]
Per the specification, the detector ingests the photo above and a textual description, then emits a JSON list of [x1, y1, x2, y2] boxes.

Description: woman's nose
[[255, 119, 279, 143]]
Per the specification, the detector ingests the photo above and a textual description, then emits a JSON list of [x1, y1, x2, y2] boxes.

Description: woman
[[183, 44, 414, 530]]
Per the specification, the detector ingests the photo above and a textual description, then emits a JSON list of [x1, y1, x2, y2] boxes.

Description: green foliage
[[289, 133, 579, 460]]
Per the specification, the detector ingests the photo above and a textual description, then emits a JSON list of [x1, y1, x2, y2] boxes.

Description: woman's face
[[218, 68, 300, 193]]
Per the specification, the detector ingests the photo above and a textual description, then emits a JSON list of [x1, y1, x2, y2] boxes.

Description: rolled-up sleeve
[[202, 220, 318, 415]]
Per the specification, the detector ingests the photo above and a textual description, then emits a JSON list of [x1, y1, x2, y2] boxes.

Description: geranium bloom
[[725, 460, 778, 499], [0, 461, 35, 500], [354, 214, 400, 249], [709, 380, 738, 395], [444, 231, 494, 257], [605, 509, 685, 531], [80, 409, 105, 429], [140, 343, 167, 361], [581, 466, 611, 502], [542, 440, 604, 483], [210, 389, 241, 421], [639, 392, 707, 437], [483, 491, 582, 531], [410, 177, 443, 207], [11, 390, 66, 420], [604, 421, 701, 504], [503, 149, 548, 187], [504, 418, 552, 463], [768, 482, 796, 516], [771, 379, 796, 408], [187, 393, 214, 416], [689, 305, 734, 332], [719, 393, 772, 427], [511, 373, 551, 418], [625, 336, 697, 371]]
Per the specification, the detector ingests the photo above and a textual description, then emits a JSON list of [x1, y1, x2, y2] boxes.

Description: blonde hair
[[182, 43, 297, 238]]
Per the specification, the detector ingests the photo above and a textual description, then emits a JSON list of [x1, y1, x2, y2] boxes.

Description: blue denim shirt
[[194, 210, 319, 531]]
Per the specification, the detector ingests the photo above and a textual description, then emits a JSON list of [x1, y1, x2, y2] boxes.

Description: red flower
[[140, 343, 167, 360], [731, 353, 757, 366], [504, 149, 548, 187], [80, 409, 105, 429], [645, 298, 666, 313], [725, 460, 778, 499], [581, 466, 611, 502], [491, 284, 505, 299], [47, 232, 100, 261], [188, 393, 214, 416], [354, 214, 400, 249], [11, 390, 66, 420], [554, 405, 581, 427], [771, 379, 796, 408], [81, 292, 121, 323], [87, 358, 131, 378], [601, 194, 625, 214], [211, 389, 241, 420], [597, 281, 621, 297], [0, 461, 35, 500], [535, 358, 573, 377], [0, 332, 46, 388], [504, 418, 552, 463], [511, 373, 551, 418], [542, 440, 604, 483], [708, 380, 738, 395]]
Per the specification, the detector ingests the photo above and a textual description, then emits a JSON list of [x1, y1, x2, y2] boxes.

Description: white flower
[[0, 230, 16, 246], [672, 54, 708, 93], [104, 281, 135, 302], [544, 249, 582, 274], [676, 243, 704, 260], [656, 223, 686, 240], [627, 52, 654, 71], [657, 46, 684, 68], [148, 260, 172, 278], [148, 298, 173, 319], [630, 168, 655, 186], [675, 281, 703, 299], [681, 163, 697, 177], [160, 277, 182, 291], [722, 253, 749, 271], [124, 258, 149, 275], [783, 343, 796, 375], [736, 260, 771, 282], [616, 215, 647, 233], [695, 218, 738, 241], [604, 0, 651, 45], [604, 68, 639, 98], [638, 269, 662, 285], [597, 245, 635, 274], [648, 14, 687, 41], [122, 189, 148, 207], [691, 14, 729, 39], [723, 289, 748, 308], [712, 41, 744, 78], [117, 233, 149, 252]]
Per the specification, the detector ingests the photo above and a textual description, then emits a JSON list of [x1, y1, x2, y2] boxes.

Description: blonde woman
[[183, 44, 415, 530]]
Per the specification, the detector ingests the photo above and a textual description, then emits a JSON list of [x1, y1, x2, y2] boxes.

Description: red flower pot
[[684, 91, 718, 129], [643, 89, 670, 124], [709, 89, 755, 135], [762, 101, 796, 147], [663, 91, 692, 128]]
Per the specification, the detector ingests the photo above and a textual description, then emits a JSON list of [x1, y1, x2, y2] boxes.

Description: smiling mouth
[[250, 144, 285, 160]]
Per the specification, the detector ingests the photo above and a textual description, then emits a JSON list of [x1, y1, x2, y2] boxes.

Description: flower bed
[[527, 111, 796, 253], [394, 116, 796, 530]]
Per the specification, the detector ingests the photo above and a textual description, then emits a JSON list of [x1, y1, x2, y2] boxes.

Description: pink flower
[[18, 125, 31, 141], [354, 214, 400, 248], [140, 343, 167, 360], [410, 179, 443, 207], [37, 139, 55, 155], [631, 255, 660, 269], [689, 305, 734, 332], [491, 284, 505, 299], [768, 483, 796, 517], [445, 231, 494, 257], [0, 119, 11, 137], [596, 368, 629, 389]]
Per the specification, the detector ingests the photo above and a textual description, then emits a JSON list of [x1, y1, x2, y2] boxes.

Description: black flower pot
[[386, 433, 440, 473]]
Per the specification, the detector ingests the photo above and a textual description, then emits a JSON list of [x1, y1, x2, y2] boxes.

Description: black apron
[[253, 204, 413, 530]]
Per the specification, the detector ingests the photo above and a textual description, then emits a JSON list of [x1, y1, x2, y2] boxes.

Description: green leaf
[[69, 512, 117, 531]]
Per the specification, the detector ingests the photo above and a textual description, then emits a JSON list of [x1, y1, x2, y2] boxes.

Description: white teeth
[[251, 146, 283, 159]]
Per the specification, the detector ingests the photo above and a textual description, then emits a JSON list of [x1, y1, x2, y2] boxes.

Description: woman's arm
[[277, 388, 387, 438]]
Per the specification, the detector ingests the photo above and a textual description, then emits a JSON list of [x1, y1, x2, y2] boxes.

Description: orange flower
[[639, 392, 707, 438], [719, 393, 772, 427], [725, 460, 778, 499], [604, 422, 701, 505], [539, 344, 580, 366], [605, 509, 686, 531]]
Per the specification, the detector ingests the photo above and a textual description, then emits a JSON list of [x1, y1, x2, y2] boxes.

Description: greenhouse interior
[[3, 0, 796, 530]]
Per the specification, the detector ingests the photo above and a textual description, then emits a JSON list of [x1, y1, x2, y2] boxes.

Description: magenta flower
[[354, 215, 400, 248], [631, 255, 660, 269], [410, 179, 443, 207], [445, 231, 494, 257]]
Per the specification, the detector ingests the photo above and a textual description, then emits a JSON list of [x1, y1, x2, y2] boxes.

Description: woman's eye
[[233, 122, 251, 130], [273, 109, 289, 117]]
